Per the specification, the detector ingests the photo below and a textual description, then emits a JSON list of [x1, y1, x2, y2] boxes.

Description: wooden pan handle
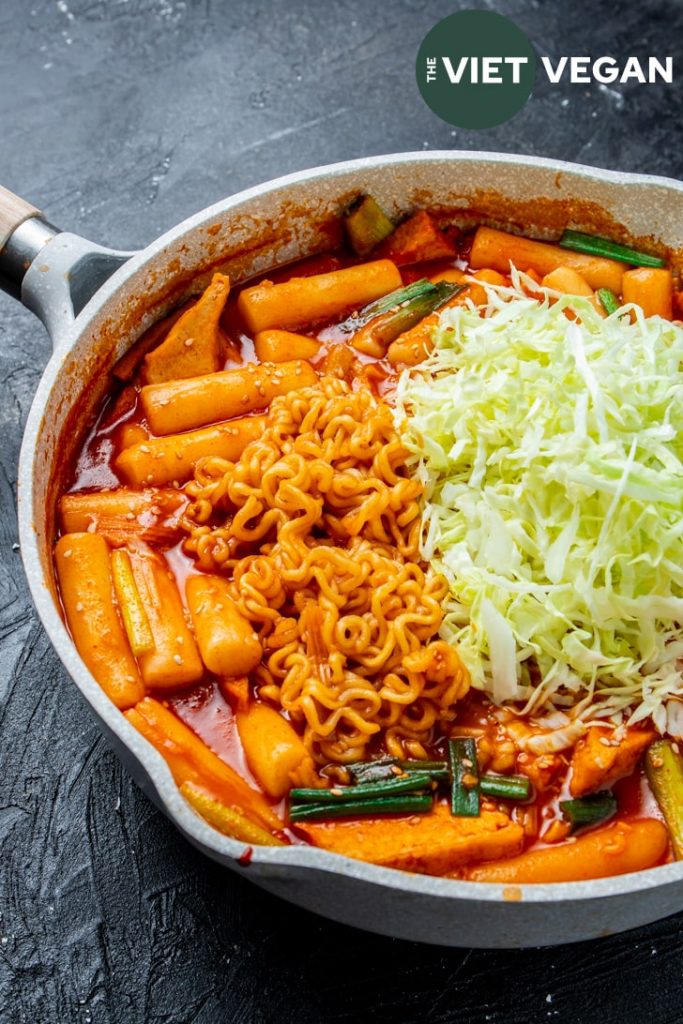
[[0, 185, 42, 251]]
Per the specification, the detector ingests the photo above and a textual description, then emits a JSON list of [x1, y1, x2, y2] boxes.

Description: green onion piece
[[559, 229, 666, 268], [559, 792, 617, 830], [480, 774, 531, 802], [398, 758, 448, 772], [371, 281, 460, 345], [449, 738, 480, 817], [345, 195, 395, 256], [398, 758, 450, 782], [290, 771, 433, 806], [289, 793, 433, 822], [347, 757, 450, 784], [346, 757, 398, 784], [351, 280, 462, 355], [361, 278, 440, 320], [347, 278, 461, 331], [645, 739, 683, 860], [597, 287, 620, 315]]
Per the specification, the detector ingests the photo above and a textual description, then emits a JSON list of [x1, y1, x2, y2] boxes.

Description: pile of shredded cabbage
[[396, 274, 683, 734]]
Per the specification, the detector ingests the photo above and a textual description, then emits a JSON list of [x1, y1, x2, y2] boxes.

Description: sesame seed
[[63, 549, 72, 558], [125, 512, 135, 520], [241, 395, 249, 404], [139, 445, 151, 453], [176, 636, 184, 644], [146, 474, 154, 482], [330, 788, 343, 797], [173, 654, 183, 665], [184, 337, 194, 347], [75, 602, 83, 612]]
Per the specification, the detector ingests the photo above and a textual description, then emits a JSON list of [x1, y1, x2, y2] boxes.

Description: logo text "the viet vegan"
[[426, 56, 673, 86]]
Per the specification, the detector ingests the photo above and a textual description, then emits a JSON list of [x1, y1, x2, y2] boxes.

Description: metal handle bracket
[[1, 215, 134, 351]]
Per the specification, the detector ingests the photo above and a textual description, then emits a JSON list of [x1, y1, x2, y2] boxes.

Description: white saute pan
[[3, 151, 683, 947]]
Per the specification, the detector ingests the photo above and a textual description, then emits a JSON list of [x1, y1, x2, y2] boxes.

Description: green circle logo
[[416, 10, 536, 129]]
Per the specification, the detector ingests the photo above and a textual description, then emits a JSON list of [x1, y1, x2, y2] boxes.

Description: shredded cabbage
[[396, 276, 683, 732]]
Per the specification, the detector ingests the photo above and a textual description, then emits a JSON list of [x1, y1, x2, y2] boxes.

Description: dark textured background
[[2, 1, 683, 1021]]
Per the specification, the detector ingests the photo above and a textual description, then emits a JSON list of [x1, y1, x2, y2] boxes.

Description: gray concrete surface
[[1, 1, 683, 1021]]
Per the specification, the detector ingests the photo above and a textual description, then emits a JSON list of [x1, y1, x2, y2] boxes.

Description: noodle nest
[[182, 375, 469, 764]]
